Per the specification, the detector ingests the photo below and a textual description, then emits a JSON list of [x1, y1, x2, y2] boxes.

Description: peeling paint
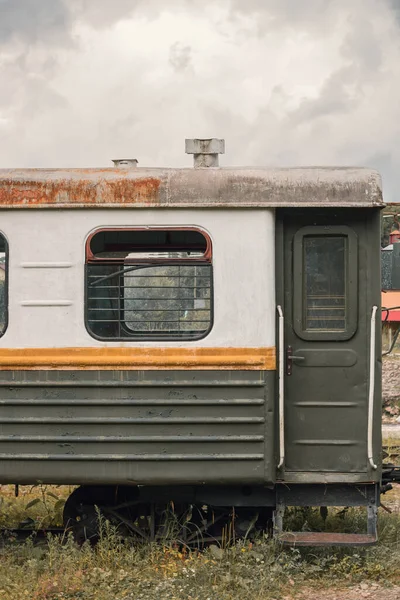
[[0, 174, 161, 207], [104, 177, 161, 204], [0, 347, 276, 370]]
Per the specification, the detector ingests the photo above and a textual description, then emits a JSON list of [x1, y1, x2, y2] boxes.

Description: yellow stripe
[[0, 347, 276, 371]]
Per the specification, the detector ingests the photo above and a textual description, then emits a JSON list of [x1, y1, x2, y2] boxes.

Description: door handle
[[286, 346, 305, 375]]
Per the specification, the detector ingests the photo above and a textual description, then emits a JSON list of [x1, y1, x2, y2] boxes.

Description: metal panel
[[0, 208, 275, 350], [276, 483, 377, 506], [392, 243, 400, 289], [0, 369, 274, 486], [381, 248, 393, 290], [0, 167, 383, 209], [276, 209, 382, 481]]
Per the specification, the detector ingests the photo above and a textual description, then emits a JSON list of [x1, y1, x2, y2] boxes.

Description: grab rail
[[368, 305, 378, 470], [277, 305, 285, 469]]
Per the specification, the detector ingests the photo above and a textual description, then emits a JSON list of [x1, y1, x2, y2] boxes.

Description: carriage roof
[[0, 166, 383, 209]]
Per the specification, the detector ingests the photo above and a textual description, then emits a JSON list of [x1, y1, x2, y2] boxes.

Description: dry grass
[[0, 434, 397, 598], [0, 485, 73, 530], [1, 486, 400, 599]]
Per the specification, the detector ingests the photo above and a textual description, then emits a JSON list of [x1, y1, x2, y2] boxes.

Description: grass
[[0, 485, 72, 530], [0, 434, 397, 598], [1, 486, 400, 599]]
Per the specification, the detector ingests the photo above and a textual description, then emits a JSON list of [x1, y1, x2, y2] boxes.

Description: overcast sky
[[0, 0, 399, 200]]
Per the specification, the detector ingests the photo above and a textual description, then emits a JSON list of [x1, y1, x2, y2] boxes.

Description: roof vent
[[112, 159, 138, 169], [185, 138, 225, 168]]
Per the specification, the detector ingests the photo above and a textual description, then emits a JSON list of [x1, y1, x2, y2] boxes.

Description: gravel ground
[[383, 356, 400, 408], [295, 584, 400, 599], [383, 423, 400, 438]]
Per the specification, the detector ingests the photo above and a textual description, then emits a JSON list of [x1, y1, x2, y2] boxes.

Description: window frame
[[293, 225, 358, 341], [85, 226, 214, 342], [0, 232, 8, 338], [86, 226, 212, 264]]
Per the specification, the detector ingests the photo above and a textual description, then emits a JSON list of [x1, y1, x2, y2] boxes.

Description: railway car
[[0, 139, 387, 546]]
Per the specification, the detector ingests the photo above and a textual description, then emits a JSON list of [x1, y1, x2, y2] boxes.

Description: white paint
[[0, 209, 275, 349], [368, 305, 378, 470], [277, 305, 285, 469]]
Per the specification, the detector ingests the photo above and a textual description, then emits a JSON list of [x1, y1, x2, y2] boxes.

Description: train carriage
[[0, 139, 385, 546]]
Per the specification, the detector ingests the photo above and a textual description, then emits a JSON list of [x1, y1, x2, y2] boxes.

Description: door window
[[293, 226, 358, 341]]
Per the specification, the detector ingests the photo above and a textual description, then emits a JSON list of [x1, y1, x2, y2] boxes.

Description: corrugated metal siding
[[0, 370, 273, 485], [382, 248, 393, 289]]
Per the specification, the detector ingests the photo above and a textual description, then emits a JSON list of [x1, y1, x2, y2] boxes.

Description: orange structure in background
[[389, 230, 400, 244], [382, 290, 400, 322]]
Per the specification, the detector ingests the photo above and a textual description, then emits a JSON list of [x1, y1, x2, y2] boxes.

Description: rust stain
[[105, 178, 161, 204], [0, 347, 276, 371], [0, 177, 161, 207], [0, 179, 97, 206], [279, 532, 377, 547]]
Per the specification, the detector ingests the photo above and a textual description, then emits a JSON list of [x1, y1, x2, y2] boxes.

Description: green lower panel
[[0, 369, 274, 485]]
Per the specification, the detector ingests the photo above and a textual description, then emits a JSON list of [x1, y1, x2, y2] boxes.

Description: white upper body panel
[[0, 208, 275, 348]]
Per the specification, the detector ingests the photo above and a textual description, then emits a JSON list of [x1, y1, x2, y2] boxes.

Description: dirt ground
[[291, 484, 400, 600], [295, 584, 400, 599]]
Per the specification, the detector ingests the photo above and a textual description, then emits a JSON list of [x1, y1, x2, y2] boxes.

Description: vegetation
[[0, 485, 400, 599], [381, 205, 400, 247], [0, 485, 71, 530]]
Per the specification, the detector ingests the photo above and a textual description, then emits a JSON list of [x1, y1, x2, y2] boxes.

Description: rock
[[209, 544, 224, 560]]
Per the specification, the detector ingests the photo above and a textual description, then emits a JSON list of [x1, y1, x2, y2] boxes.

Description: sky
[[0, 0, 400, 200]]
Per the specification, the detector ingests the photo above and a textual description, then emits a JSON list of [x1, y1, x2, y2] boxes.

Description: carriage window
[[85, 228, 213, 340], [0, 233, 7, 336], [293, 227, 357, 341]]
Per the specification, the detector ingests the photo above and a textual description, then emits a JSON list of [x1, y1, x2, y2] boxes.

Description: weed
[[1, 486, 400, 599]]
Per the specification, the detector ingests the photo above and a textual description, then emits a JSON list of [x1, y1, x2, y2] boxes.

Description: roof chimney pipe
[[185, 138, 225, 168], [112, 159, 138, 169]]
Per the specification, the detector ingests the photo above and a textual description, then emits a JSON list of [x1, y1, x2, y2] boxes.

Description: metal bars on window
[[85, 227, 213, 341], [86, 263, 212, 340], [304, 237, 346, 331]]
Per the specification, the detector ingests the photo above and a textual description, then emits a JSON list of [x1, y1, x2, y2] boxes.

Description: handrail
[[368, 305, 378, 470], [277, 305, 285, 469]]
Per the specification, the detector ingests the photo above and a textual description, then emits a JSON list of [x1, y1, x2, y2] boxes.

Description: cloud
[[0, 0, 400, 201], [0, 0, 72, 45], [71, 0, 192, 26], [169, 42, 192, 73]]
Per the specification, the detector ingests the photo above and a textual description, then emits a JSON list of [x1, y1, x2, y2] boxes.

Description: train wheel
[[63, 486, 102, 545], [104, 501, 191, 544], [63, 485, 138, 545], [183, 506, 267, 548], [63, 487, 272, 547]]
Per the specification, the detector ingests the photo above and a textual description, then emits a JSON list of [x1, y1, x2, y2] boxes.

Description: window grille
[[304, 236, 346, 332], [85, 228, 213, 341], [293, 226, 358, 341]]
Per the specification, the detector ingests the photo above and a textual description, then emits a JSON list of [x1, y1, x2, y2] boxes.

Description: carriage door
[[279, 214, 368, 474]]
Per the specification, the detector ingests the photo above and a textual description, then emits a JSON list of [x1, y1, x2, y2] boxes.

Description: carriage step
[[279, 532, 377, 547]]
